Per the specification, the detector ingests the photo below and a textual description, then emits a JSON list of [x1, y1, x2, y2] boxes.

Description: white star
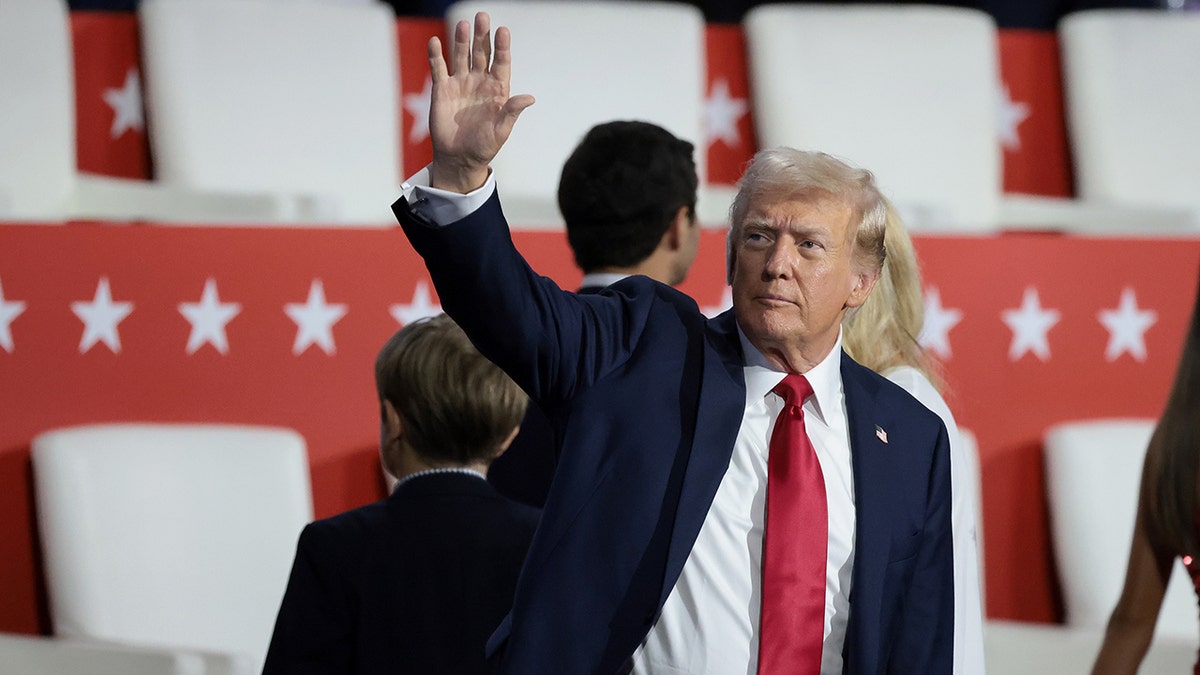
[[701, 288, 733, 318], [997, 83, 1030, 151], [285, 280, 348, 356], [71, 278, 134, 354], [1001, 287, 1060, 362], [102, 68, 144, 139], [390, 280, 442, 326], [404, 76, 433, 144], [1098, 287, 1157, 362], [178, 279, 241, 355], [704, 78, 750, 149], [918, 286, 963, 359], [0, 278, 27, 353]]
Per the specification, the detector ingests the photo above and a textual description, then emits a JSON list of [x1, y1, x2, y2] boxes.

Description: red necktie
[[758, 373, 825, 674]]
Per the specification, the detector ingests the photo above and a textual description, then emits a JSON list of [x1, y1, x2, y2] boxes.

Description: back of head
[[727, 148, 887, 285], [842, 200, 938, 385], [558, 120, 697, 273], [374, 314, 528, 469]]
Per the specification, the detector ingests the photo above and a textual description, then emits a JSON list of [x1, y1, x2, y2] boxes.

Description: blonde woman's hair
[[842, 200, 943, 390]]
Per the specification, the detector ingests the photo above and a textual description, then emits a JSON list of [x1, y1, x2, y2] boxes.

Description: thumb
[[496, 94, 536, 137]]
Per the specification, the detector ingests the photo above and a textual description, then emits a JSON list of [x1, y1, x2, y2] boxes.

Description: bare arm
[[426, 12, 535, 193], [1090, 486, 1175, 674]]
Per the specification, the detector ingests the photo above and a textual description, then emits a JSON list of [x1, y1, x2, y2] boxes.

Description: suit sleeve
[[394, 192, 654, 406], [890, 419, 955, 673], [261, 524, 354, 675]]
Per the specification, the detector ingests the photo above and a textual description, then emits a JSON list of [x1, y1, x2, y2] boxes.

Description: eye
[[743, 230, 771, 247]]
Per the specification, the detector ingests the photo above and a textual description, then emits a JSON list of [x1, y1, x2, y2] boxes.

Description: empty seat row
[[2, 1, 1198, 232]]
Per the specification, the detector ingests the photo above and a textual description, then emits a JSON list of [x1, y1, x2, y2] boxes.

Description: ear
[[663, 205, 693, 251], [845, 268, 880, 309], [492, 425, 522, 459], [383, 399, 404, 445]]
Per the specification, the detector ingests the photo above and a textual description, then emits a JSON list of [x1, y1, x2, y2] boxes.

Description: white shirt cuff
[[400, 166, 497, 225]]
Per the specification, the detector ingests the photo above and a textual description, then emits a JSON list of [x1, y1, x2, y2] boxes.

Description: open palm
[[427, 12, 535, 193]]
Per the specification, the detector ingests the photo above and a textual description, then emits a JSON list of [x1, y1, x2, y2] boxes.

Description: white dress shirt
[[632, 328, 856, 675]]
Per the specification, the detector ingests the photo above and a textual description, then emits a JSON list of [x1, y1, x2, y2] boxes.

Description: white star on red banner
[[705, 78, 749, 149], [179, 279, 241, 355], [1098, 287, 1157, 362], [285, 280, 347, 356], [389, 280, 441, 327], [72, 278, 134, 354], [700, 283, 729, 314], [1002, 287, 1060, 362], [702, 287, 732, 318], [404, 76, 433, 144], [0, 278, 27, 354], [103, 67, 144, 140], [919, 286, 963, 359], [997, 83, 1031, 152]]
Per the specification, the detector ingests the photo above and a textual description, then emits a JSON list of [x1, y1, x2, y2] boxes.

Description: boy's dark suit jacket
[[261, 472, 540, 674], [396, 192, 953, 675]]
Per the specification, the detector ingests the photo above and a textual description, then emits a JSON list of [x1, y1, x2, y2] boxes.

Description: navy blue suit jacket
[[488, 283, 604, 508], [262, 472, 540, 674], [396, 192, 954, 675]]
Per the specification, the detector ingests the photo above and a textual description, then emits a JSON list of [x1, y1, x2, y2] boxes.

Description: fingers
[[451, 18, 470, 76], [427, 36, 448, 83], [472, 12, 492, 73], [491, 26, 513, 84]]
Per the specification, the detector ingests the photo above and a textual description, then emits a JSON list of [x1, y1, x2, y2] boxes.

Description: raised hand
[[426, 12, 535, 194]]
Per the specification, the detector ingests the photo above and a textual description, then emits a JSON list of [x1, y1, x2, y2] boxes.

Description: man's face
[[730, 195, 876, 372]]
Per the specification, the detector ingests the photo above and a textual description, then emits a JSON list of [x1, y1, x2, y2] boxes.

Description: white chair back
[[1044, 418, 1199, 641], [0, 0, 77, 219], [445, 0, 707, 227], [1060, 10, 1200, 218], [138, 0, 401, 224], [743, 4, 1001, 232], [32, 423, 313, 673]]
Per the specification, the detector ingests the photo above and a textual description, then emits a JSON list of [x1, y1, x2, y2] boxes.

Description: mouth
[[754, 294, 794, 307]]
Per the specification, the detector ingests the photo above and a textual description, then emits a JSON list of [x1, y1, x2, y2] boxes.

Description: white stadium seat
[[1044, 419, 1200, 642], [33, 423, 314, 674], [138, 0, 402, 225], [1060, 10, 1200, 225]]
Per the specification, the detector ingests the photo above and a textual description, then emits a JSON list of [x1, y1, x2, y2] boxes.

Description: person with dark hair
[[1092, 269, 1200, 674], [395, 13, 953, 673], [558, 120, 700, 291], [487, 120, 701, 508], [262, 314, 539, 675]]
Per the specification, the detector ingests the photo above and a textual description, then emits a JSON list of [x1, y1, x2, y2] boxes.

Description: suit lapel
[[659, 310, 746, 607]]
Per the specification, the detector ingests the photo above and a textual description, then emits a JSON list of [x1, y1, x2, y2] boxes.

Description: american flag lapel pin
[[875, 425, 888, 444]]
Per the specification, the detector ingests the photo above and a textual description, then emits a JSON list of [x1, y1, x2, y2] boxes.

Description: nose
[[762, 240, 796, 280]]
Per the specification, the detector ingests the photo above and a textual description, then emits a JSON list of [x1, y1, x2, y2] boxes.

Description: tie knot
[[772, 373, 813, 407]]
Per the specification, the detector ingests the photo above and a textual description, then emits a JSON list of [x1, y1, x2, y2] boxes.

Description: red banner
[[997, 30, 1074, 197], [71, 12, 150, 180], [2, 222, 1197, 632]]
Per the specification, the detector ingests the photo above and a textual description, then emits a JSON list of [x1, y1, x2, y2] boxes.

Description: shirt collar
[[737, 325, 844, 426], [391, 466, 487, 493], [579, 272, 630, 290]]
